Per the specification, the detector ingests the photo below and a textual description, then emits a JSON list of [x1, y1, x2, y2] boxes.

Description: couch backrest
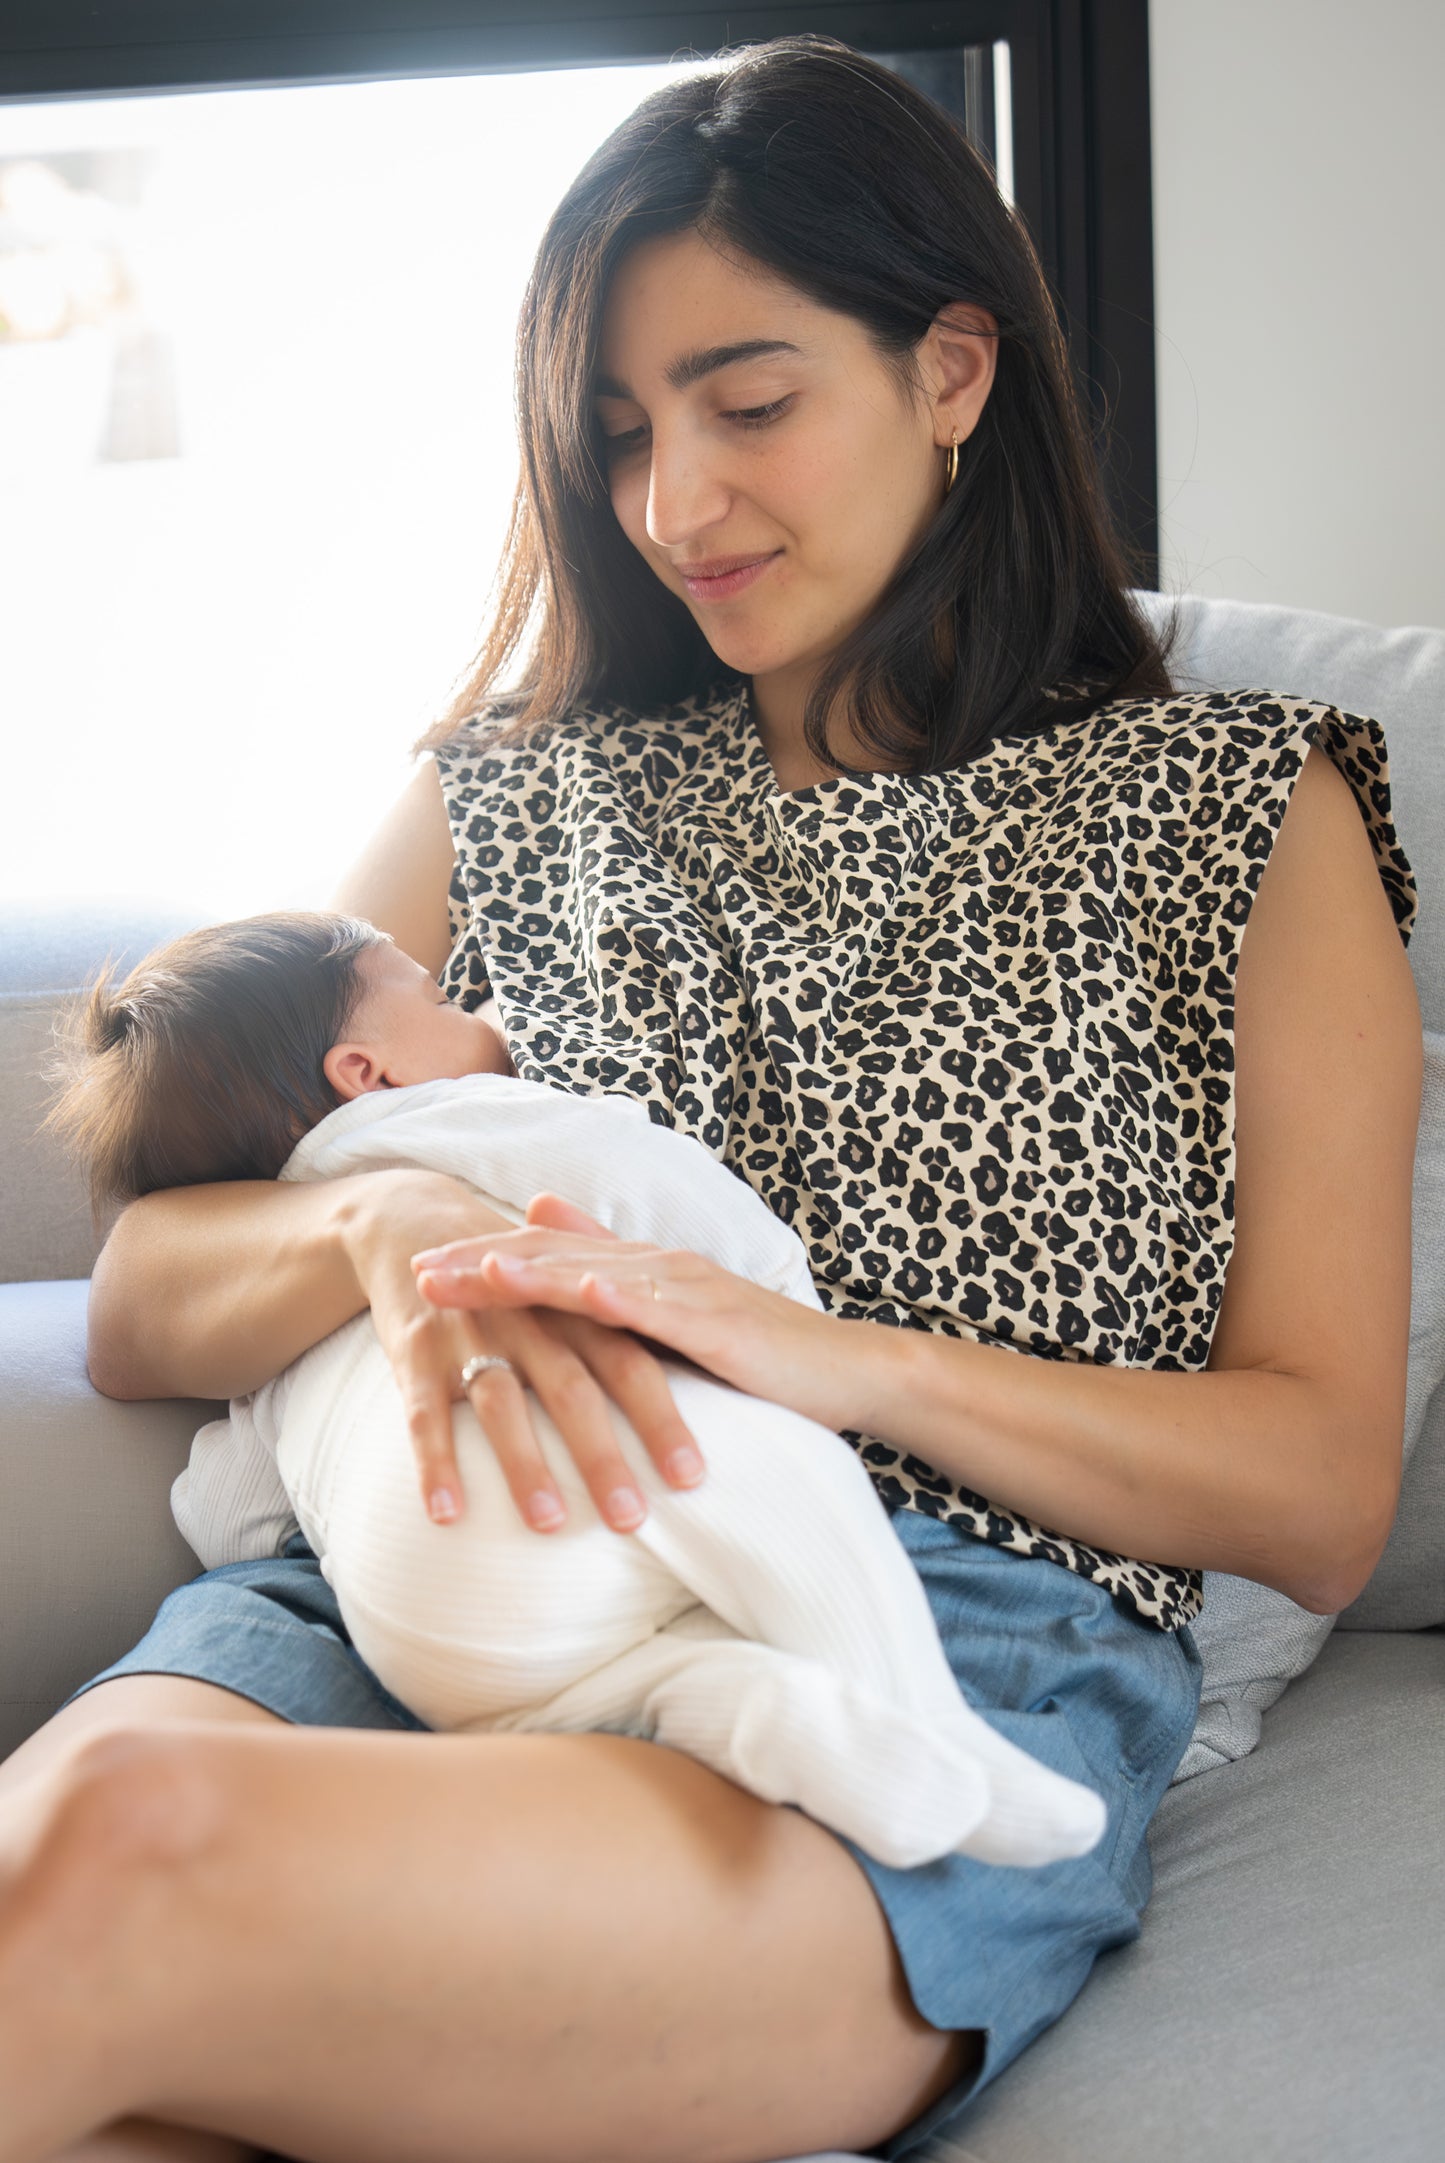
[[0, 899, 204, 1283]]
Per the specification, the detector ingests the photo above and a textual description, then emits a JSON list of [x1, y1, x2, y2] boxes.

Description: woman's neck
[[748, 666, 907, 793]]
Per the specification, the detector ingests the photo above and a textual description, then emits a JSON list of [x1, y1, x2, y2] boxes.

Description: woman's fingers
[[410, 1224, 635, 1286], [394, 1311, 470, 1525], [456, 1309, 705, 1534], [418, 1242, 689, 1319], [523, 1190, 615, 1239], [501, 1315, 652, 1533], [457, 1343, 575, 1532], [552, 1313, 706, 1494], [396, 1223, 714, 1531]]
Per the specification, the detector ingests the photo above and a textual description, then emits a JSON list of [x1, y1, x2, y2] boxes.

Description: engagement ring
[[460, 1353, 514, 1387]]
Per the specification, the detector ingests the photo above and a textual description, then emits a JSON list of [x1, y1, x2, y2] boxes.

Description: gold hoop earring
[[944, 430, 959, 494]]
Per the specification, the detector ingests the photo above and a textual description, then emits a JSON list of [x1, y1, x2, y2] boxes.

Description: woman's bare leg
[[0, 1694, 978, 2163], [0, 1681, 284, 2163], [0, 1676, 286, 1798]]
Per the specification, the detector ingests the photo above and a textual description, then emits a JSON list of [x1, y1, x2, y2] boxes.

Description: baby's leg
[[274, 1322, 693, 1730], [491, 1604, 1102, 1870], [276, 1331, 1105, 1866], [278, 1334, 944, 1732], [622, 1370, 964, 1711], [615, 1370, 1109, 1864]]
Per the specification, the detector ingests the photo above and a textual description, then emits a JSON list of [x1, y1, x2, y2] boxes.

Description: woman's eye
[[599, 397, 793, 456], [601, 425, 647, 455], [724, 397, 793, 430]]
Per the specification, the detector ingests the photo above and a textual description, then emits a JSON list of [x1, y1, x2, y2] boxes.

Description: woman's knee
[[35, 1721, 236, 1886], [0, 1674, 284, 1801]]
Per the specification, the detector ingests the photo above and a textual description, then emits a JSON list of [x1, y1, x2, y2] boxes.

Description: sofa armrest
[[0, 1279, 219, 1759]]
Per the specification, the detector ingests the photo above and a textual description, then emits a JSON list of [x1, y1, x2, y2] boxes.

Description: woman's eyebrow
[[594, 338, 805, 401]]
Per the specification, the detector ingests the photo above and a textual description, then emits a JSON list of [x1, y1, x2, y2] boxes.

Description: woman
[[0, 35, 1422, 2163]]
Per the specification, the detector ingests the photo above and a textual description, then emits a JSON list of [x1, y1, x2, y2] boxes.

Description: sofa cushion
[[0, 1279, 212, 1761], [0, 992, 99, 1283], [922, 1628, 1445, 2163]]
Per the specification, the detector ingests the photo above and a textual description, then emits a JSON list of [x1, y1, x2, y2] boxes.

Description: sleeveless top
[[434, 677, 1418, 1631]]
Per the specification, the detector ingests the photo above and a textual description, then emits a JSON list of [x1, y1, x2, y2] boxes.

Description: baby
[[49, 910, 1107, 1872]]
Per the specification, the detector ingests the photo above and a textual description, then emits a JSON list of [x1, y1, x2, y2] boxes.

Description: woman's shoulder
[[1062, 682, 1418, 947], [1067, 679, 1381, 754], [1072, 683, 1401, 778]]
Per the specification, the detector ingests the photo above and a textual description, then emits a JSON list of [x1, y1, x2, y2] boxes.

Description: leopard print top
[[434, 677, 1418, 1630]]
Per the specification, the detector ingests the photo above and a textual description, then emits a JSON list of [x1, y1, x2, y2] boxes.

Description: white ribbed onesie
[[172, 1074, 1105, 1871]]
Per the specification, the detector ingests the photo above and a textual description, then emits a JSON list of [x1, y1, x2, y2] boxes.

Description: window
[[1, 2, 1154, 914], [0, 64, 711, 912]]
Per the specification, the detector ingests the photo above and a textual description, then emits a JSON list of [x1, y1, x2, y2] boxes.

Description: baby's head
[[47, 910, 507, 1208]]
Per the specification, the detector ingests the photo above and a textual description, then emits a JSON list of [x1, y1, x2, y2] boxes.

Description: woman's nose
[[644, 429, 731, 549]]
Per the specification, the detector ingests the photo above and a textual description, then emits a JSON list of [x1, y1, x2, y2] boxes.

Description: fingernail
[[606, 1487, 646, 1529], [528, 1491, 566, 1530], [429, 1487, 460, 1523], [666, 1446, 705, 1486]]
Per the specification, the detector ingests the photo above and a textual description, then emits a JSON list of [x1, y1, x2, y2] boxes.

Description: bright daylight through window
[[0, 47, 1010, 917], [0, 63, 709, 915]]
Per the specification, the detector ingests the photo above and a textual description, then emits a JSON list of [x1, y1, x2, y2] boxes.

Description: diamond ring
[[460, 1353, 514, 1388]]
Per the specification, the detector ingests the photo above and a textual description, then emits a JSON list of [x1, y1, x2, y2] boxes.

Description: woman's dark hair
[[419, 32, 1177, 774], [44, 911, 386, 1211]]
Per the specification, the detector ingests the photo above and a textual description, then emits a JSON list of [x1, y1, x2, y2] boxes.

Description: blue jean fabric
[[70, 1509, 1201, 2161]]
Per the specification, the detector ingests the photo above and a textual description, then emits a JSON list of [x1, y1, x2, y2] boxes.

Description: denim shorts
[[71, 1508, 1202, 2161]]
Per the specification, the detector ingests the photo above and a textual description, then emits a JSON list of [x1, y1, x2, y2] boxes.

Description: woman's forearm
[[847, 1322, 1400, 1616], [87, 1168, 511, 1404], [87, 1176, 372, 1402], [402, 1224, 1401, 1608]]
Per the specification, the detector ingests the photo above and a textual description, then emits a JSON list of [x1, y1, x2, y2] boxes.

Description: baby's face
[[338, 940, 510, 1092]]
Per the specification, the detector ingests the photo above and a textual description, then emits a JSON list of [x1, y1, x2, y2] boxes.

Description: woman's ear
[[922, 302, 999, 451], [323, 1042, 388, 1101]]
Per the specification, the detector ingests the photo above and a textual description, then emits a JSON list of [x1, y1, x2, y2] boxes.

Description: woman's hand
[[413, 1191, 861, 1438], [340, 1171, 705, 1536]]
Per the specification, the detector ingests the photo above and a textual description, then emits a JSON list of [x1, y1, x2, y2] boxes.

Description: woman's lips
[[678, 551, 780, 602]]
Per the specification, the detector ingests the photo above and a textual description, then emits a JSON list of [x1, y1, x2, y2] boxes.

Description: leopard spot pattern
[[436, 678, 1417, 1631]]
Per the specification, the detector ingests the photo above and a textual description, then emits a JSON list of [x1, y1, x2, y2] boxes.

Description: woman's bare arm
[[87, 1167, 500, 1403], [329, 754, 459, 977]]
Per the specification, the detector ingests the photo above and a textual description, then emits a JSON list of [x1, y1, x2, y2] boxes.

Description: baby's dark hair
[[45, 910, 389, 1210]]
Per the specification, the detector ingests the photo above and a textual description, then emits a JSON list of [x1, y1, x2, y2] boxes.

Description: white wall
[[1150, 0, 1443, 628]]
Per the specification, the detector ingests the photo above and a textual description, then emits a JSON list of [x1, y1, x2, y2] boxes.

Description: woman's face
[[594, 229, 995, 714]]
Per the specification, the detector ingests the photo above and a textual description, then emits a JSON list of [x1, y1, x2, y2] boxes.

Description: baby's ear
[[323, 1043, 387, 1101]]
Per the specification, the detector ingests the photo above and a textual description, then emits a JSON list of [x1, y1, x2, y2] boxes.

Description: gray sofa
[[2, 593, 1441, 2163]]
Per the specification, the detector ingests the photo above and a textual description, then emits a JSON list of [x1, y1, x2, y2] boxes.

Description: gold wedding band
[[460, 1353, 513, 1387]]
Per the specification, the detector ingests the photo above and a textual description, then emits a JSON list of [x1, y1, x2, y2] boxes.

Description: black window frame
[[0, 0, 1158, 583]]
